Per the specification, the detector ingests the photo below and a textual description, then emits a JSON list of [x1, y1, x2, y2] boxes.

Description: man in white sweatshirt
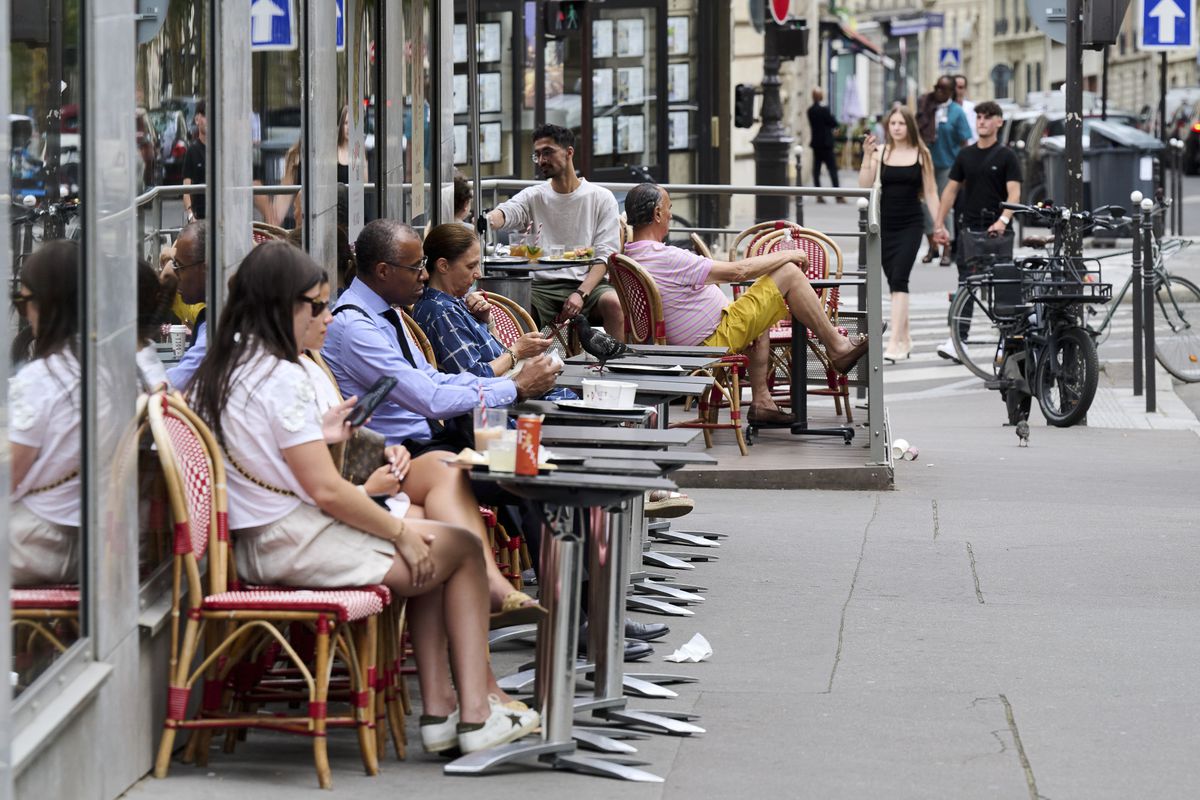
[[487, 124, 625, 340]]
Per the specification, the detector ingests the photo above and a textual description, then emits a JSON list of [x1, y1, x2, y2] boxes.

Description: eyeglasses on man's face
[[531, 146, 564, 163], [296, 295, 330, 317], [383, 256, 428, 274], [169, 256, 205, 274]]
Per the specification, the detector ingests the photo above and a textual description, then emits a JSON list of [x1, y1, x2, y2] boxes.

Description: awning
[[823, 21, 895, 69]]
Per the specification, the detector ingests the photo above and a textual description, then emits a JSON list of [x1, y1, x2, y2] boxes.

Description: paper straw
[[535, 223, 542, 246]]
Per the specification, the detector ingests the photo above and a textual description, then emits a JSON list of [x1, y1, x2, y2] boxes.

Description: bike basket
[[963, 263, 1027, 318], [1020, 259, 1112, 305]]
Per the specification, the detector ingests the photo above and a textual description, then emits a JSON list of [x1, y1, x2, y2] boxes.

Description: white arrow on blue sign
[[250, 0, 296, 51], [336, 0, 345, 52], [1139, 0, 1195, 50], [939, 47, 961, 71]]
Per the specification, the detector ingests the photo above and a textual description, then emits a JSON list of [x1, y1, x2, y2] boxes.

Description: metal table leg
[[447, 505, 663, 781]]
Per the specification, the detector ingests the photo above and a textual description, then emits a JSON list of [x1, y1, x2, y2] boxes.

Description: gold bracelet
[[390, 520, 406, 547]]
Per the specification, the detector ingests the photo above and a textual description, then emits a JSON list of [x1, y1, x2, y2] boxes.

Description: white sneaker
[[936, 337, 961, 363], [457, 695, 540, 754], [419, 707, 460, 753]]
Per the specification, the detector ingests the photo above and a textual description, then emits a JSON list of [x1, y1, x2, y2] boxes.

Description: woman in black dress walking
[[858, 107, 942, 362]]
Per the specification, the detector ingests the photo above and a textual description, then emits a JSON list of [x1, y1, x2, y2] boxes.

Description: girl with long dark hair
[[188, 241, 538, 753], [9, 240, 82, 585]]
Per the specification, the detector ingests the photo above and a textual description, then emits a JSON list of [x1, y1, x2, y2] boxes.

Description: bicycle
[[948, 201, 1117, 427], [1080, 202, 1200, 383]]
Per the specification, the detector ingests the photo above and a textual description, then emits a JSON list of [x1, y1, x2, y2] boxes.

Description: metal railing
[[131, 177, 888, 468]]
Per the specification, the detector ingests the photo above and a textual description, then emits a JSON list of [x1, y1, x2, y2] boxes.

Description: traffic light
[[735, 84, 757, 129], [545, 2, 584, 34]]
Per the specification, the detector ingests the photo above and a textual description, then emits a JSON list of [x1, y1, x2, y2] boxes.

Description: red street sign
[[770, 0, 790, 25]]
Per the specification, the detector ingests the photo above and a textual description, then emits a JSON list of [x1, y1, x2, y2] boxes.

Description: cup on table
[[474, 405, 505, 452], [581, 378, 637, 408], [547, 244, 564, 259], [508, 232, 528, 257], [168, 324, 188, 358], [487, 431, 518, 473]]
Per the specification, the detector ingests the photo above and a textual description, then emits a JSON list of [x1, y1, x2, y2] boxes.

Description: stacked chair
[[736, 221, 853, 423]]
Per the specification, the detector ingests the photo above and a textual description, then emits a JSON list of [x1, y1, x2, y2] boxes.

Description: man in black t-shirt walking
[[181, 101, 207, 221], [932, 100, 1021, 360]]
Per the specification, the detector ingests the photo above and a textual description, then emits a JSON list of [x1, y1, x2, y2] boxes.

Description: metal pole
[[856, 198, 867, 400], [752, 14, 793, 222], [1101, 46, 1109, 121], [1141, 197, 1156, 412], [467, 0, 482, 256], [1062, 0, 1084, 258], [1130, 191, 1143, 396], [794, 147, 805, 225]]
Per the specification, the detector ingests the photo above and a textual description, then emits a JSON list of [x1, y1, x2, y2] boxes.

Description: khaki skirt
[[10, 500, 79, 586], [234, 503, 395, 588]]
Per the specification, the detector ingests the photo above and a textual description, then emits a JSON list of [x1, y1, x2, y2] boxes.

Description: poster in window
[[593, 19, 615, 58], [477, 22, 502, 62], [593, 69, 614, 108], [453, 124, 468, 165], [453, 24, 467, 63], [616, 18, 645, 58], [668, 63, 689, 104], [480, 121, 502, 164], [617, 114, 644, 155], [479, 72, 502, 113], [667, 16, 690, 56], [453, 73, 468, 115], [616, 66, 644, 105], [668, 111, 689, 150], [594, 116, 614, 156]]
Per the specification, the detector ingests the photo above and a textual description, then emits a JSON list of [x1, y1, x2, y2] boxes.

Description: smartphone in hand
[[347, 376, 398, 428]]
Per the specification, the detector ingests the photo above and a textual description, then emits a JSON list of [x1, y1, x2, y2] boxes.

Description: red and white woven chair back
[[608, 254, 663, 345], [150, 397, 215, 561], [489, 302, 525, 348]]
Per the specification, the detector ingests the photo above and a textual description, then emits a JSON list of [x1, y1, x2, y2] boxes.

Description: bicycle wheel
[[1153, 274, 1200, 382], [1034, 325, 1099, 427], [949, 284, 1006, 380]]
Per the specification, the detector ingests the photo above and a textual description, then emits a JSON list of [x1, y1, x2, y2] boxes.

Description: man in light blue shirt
[[164, 221, 207, 389], [923, 76, 972, 266], [322, 219, 559, 448]]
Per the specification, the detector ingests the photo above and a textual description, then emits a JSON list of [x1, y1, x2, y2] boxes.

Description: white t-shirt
[[300, 355, 411, 518], [493, 178, 621, 282], [961, 99, 978, 143], [221, 352, 324, 528], [9, 352, 82, 526]]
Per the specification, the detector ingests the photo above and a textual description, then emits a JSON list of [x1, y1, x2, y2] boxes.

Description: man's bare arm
[[706, 250, 804, 285]]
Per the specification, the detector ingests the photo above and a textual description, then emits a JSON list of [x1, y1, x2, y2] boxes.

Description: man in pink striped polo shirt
[[623, 183, 868, 425]]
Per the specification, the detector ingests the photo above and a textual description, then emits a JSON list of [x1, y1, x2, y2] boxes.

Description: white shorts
[[234, 502, 398, 588], [10, 500, 79, 586]]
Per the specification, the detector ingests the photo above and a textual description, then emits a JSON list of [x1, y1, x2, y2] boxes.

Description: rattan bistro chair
[[608, 253, 750, 455], [747, 225, 852, 422], [150, 393, 384, 790]]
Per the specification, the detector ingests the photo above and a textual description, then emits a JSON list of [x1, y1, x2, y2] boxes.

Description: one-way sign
[[1139, 0, 1195, 49]]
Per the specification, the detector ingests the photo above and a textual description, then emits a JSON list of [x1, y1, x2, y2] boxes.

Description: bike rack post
[[1141, 197, 1156, 413], [1130, 192, 1143, 397]]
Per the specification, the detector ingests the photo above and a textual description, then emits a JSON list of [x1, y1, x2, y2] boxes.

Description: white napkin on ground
[[664, 633, 712, 663]]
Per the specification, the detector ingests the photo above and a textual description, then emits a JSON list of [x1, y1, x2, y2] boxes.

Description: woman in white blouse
[[9, 241, 83, 586], [188, 242, 537, 753]]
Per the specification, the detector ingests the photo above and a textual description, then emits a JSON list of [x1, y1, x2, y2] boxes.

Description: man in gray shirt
[[486, 124, 625, 339]]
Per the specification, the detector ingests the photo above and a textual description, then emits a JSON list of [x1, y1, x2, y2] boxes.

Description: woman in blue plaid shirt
[[412, 224, 576, 401]]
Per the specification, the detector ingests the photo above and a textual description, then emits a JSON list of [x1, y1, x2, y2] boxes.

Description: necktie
[[380, 308, 417, 368]]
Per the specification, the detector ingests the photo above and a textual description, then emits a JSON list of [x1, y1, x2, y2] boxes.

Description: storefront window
[[591, 6, 660, 179], [8, 0, 86, 697], [452, 9, 519, 179]]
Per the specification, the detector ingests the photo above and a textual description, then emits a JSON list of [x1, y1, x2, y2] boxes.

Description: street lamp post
[[752, 19, 794, 222]]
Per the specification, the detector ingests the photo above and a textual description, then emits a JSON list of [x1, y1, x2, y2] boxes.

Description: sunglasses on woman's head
[[297, 296, 330, 317], [11, 291, 33, 312]]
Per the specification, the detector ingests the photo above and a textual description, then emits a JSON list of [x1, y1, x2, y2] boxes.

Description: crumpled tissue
[[664, 633, 712, 663]]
